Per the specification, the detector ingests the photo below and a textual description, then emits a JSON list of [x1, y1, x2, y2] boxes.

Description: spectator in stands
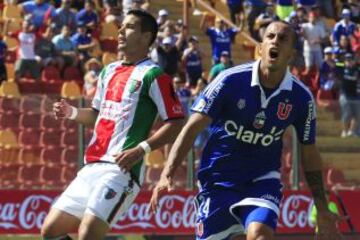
[[339, 34, 353, 54], [52, 25, 77, 70], [342, 0, 360, 23], [296, 0, 317, 12], [310, 4, 332, 37], [6, 21, 40, 81], [173, 75, 192, 117], [35, 25, 59, 68], [200, 17, 239, 64], [157, 9, 169, 31], [52, 0, 77, 35], [83, 57, 102, 99], [19, 0, 55, 31], [319, 47, 338, 91], [208, 51, 232, 82], [71, 23, 95, 66], [255, 2, 280, 40], [332, 8, 356, 45], [103, 1, 122, 24], [276, 0, 294, 20], [182, 35, 204, 88], [122, 0, 150, 15], [300, 11, 327, 72], [247, 0, 267, 41], [339, 53, 360, 137], [76, 0, 98, 31], [0, 36, 7, 83], [152, 36, 180, 77], [350, 23, 360, 52], [315, 0, 335, 18], [226, 0, 244, 26]]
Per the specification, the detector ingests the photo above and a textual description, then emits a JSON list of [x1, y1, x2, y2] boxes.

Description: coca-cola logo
[[279, 194, 314, 229], [0, 195, 54, 230], [113, 195, 196, 230]]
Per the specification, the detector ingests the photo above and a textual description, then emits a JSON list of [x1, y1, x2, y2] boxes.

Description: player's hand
[[53, 99, 72, 120], [316, 210, 343, 240], [114, 146, 145, 172], [149, 174, 174, 213]]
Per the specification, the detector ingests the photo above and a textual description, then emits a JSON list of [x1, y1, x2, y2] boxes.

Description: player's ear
[[287, 48, 297, 64], [142, 31, 152, 46]]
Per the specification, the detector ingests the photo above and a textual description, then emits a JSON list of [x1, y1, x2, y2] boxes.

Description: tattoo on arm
[[304, 170, 327, 208]]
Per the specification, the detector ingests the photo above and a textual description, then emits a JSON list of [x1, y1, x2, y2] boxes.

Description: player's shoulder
[[216, 61, 254, 83], [289, 74, 314, 102]]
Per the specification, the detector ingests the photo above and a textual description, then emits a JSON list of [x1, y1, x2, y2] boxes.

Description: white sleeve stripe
[[203, 63, 253, 98], [149, 79, 168, 120]]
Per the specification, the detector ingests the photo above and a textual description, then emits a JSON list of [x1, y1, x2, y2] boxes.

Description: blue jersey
[[206, 28, 237, 62], [191, 61, 316, 189]]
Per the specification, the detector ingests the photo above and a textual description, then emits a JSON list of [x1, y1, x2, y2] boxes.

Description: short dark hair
[[127, 9, 158, 46]]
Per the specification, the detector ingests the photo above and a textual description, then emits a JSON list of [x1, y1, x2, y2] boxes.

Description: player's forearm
[[146, 118, 184, 151], [301, 144, 328, 211], [72, 108, 99, 127], [162, 113, 211, 178]]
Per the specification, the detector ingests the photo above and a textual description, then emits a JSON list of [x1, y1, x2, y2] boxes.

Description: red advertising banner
[[0, 190, 359, 235]]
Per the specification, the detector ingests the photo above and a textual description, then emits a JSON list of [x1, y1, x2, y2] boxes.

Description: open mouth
[[269, 48, 279, 60]]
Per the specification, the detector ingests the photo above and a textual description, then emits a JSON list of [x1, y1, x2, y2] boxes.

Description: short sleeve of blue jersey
[[206, 28, 215, 39], [293, 95, 316, 144], [191, 72, 228, 119]]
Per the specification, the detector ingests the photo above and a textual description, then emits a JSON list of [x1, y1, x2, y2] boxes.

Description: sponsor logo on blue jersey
[[224, 120, 284, 147]]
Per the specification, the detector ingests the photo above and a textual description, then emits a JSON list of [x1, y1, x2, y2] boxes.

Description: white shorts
[[52, 162, 140, 226]]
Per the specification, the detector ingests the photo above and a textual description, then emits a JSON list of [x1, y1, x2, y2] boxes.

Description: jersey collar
[[251, 59, 293, 91], [251, 59, 293, 109]]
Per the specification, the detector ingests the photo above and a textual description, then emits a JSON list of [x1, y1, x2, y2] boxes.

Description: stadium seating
[[18, 164, 42, 189], [19, 112, 41, 129], [19, 95, 42, 114], [0, 96, 20, 113], [5, 63, 15, 80], [326, 167, 360, 191], [60, 131, 79, 148], [40, 130, 62, 148], [63, 66, 83, 82], [42, 66, 62, 82], [40, 114, 62, 132], [0, 111, 20, 129], [61, 165, 78, 184], [0, 129, 20, 165], [61, 81, 82, 99], [0, 81, 21, 98], [0, 164, 21, 188], [2, 4, 22, 19], [40, 165, 64, 189], [61, 147, 79, 167]]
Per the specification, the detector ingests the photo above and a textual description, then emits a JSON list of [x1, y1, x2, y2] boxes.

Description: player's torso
[[85, 61, 158, 164]]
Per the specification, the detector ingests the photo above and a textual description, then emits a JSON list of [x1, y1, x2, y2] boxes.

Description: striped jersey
[[192, 60, 316, 189], [85, 58, 184, 182]]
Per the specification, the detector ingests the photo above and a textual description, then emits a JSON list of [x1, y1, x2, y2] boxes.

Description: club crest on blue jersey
[[253, 111, 266, 129], [237, 98, 246, 110], [277, 102, 292, 120]]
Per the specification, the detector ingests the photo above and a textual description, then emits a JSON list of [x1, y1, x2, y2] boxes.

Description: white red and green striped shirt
[[85, 58, 184, 183]]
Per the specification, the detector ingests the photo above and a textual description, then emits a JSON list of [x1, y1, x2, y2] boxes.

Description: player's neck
[[259, 66, 287, 89], [122, 51, 148, 65]]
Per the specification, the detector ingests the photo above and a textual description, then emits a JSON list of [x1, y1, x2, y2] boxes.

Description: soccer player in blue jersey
[[150, 21, 342, 240]]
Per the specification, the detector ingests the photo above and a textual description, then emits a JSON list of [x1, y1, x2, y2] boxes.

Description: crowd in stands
[[1, 0, 360, 191]]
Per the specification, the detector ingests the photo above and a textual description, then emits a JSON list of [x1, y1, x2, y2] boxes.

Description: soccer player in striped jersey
[[41, 10, 184, 240], [151, 21, 342, 240]]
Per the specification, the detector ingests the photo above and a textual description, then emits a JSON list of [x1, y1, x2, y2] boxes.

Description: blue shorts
[[194, 179, 282, 240]]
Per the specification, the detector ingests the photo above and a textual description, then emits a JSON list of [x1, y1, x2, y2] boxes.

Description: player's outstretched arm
[[301, 144, 343, 240], [150, 113, 212, 212], [53, 99, 98, 127]]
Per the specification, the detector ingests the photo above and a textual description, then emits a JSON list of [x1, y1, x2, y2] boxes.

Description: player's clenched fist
[[53, 99, 72, 119]]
